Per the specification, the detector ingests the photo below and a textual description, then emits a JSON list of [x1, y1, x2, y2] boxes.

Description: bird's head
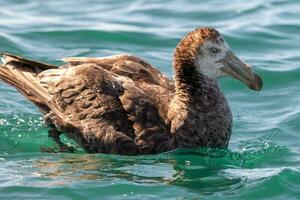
[[174, 27, 262, 91]]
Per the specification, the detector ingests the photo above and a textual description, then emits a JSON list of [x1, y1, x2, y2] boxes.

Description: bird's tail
[[0, 53, 57, 111]]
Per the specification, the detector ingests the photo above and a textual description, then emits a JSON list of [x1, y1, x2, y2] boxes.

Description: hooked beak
[[220, 51, 263, 91]]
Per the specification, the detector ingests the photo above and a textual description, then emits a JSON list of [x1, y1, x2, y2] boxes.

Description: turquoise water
[[0, 0, 300, 199]]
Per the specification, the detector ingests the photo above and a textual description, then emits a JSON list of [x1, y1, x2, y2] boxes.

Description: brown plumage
[[0, 27, 262, 155]]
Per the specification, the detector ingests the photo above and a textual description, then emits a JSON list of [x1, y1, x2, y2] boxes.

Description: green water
[[0, 0, 300, 199]]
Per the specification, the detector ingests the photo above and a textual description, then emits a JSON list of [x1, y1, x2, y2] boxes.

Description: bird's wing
[[117, 76, 173, 153], [39, 63, 173, 154], [0, 53, 174, 154], [61, 54, 174, 90], [39, 63, 141, 155], [62, 54, 175, 124]]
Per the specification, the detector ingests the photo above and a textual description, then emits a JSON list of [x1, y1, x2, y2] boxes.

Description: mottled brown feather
[[0, 27, 233, 155]]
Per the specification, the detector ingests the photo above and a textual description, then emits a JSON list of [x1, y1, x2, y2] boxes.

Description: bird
[[0, 27, 262, 155]]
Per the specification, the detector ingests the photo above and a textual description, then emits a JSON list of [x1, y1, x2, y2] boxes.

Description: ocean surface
[[0, 0, 300, 199]]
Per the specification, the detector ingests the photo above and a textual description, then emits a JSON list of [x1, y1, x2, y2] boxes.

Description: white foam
[[222, 167, 284, 180]]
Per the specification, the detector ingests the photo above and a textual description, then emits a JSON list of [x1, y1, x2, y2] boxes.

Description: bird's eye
[[209, 48, 219, 55]]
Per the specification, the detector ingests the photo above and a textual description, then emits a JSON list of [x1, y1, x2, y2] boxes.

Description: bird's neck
[[172, 57, 208, 105], [168, 58, 225, 148], [172, 38, 207, 101], [175, 66, 200, 97]]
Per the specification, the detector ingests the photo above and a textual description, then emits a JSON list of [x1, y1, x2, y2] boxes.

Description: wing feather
[[39, 63, 139, 154]]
